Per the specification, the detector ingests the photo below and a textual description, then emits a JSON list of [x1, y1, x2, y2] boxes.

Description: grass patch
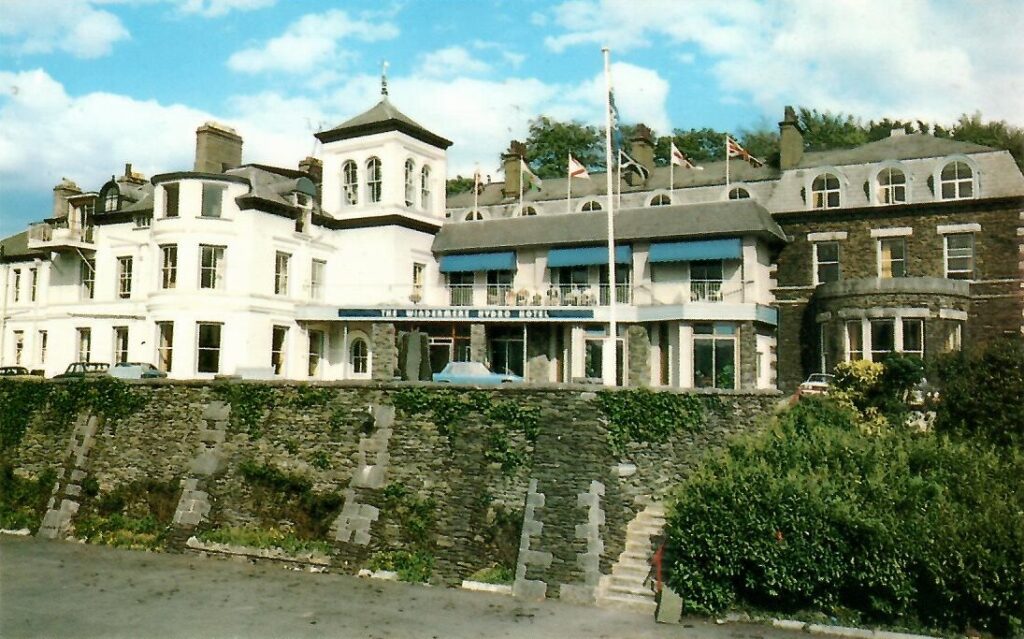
[[467, 564, 514, 585], [198, 526, 333, 555], [368, 549, 434, 583]]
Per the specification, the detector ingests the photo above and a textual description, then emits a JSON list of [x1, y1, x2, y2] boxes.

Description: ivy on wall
[[0, 378, 146, 452], [213, 384, 343, 438], [597, 388, 717, 456]]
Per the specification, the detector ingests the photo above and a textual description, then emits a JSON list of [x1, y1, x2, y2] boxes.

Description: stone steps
[[596, 501, 666, 615]]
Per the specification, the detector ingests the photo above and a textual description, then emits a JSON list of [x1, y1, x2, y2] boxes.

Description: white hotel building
[[18, 92, 1016, 389]]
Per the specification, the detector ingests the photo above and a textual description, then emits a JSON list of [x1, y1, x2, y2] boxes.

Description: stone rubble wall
[[6, 380, 778, 595]]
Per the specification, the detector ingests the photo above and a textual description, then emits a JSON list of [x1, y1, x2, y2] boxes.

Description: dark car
[[53, 362, 110, 379], [0, 366, 32, 377], [109, 362, 167, 379]]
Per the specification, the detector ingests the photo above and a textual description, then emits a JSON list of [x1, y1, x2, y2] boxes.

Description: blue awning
[[547, 245, 632, 268], [648, 238, 742, 263], [439, 251, 516, 273]]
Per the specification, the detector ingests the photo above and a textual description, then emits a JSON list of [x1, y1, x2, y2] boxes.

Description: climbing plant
[[597, 388, 713, 455]]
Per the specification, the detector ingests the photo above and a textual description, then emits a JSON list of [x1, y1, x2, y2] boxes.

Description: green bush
[[467, 564, 514, 584], [934, 337, 1024, 446], [662, 396, 1024, 636], [368, 549, 434, 583], [0, 465, 56, 531]]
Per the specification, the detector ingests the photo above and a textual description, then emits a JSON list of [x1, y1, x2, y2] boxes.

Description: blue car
[[432, 361, 523, 385]]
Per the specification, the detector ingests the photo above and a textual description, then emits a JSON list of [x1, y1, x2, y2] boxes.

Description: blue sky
[[2, 0, 1022, 236]]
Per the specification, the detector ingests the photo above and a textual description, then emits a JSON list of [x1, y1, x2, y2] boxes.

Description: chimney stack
[[628, 123, 655, 185], [501, 140, 527, 199], [298, 156, 323, 185], [52, 177, 81, 220], [778, 105, 804, 170], [194, 122, 243, 173]]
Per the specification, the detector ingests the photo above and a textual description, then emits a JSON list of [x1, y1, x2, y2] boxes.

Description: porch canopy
[[438, 251, 516, 273], [648, 238, 741, 263], [547, 244, 632, 268]]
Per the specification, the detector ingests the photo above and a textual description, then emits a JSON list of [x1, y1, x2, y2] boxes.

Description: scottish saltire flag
[[618, 150, 649, 179], [521, 159, 543, 191], [568, 154, 590, 179], [726, 136, 765, 167]]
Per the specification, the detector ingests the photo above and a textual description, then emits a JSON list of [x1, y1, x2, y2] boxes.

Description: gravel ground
[[1, 535, 808, 639]]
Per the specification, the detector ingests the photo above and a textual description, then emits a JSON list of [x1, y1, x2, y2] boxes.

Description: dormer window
[[465, 210, 484, 221], [581, 200, 602, 212], [940, 161, 974, 200], [811, 173, 841, 209], [103, 186, 119, 212], [366, 157, 382, 203], [876, 167, 907, 204], [727, 187, 750, 200], [342, 160, 358, 206], [420, 165, 431, 211], [649, 194, 671, 206], [521, 206, 537, 216], [404, 159, 416, 207]]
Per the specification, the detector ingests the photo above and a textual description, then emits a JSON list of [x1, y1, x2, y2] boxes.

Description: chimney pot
[[501, 140, 526, 198]]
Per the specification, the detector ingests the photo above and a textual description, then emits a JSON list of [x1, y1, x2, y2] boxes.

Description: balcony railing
[[486, 284, 514, 306], [27, 222, 94, 248], [599, 284, 633, 305], [690, 280, 723, 302], [449, 284, 474, 306]]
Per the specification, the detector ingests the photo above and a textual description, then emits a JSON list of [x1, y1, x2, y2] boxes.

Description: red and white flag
[[726, 136, 764, 167], [568, 154, 590, 179], [670, 142, 702, 170]]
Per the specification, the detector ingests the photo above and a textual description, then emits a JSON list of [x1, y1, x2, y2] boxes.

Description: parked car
[[798, 373, 834, 396], [432, 361, 524, 385], [109, 362, 167, 379], [53, 362, 110, 379], [0, 366, 32, 377], [908, 378, 940, 408]]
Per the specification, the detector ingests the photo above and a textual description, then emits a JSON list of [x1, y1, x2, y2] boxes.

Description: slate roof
[[432, 199, 787, 254], [0, 231, 45, 262], [446, 134, 1001, 208], [315, 98, 452, 149]]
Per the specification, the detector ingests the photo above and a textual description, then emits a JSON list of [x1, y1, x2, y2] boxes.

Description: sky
[[2, 0, 1022, 236]]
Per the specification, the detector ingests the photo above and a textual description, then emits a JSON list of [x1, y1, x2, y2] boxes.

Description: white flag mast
[[602, 46, 618, 386]]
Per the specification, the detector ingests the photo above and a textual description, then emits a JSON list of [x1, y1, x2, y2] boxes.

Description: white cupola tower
[[315, 73, 452, 226]]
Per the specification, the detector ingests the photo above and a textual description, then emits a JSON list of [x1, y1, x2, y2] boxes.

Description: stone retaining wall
[[4, 380, 779, 597]]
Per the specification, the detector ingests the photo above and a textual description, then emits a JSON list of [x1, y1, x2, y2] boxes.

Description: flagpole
[[473, 163, 479, 213], [670, 146, 674, 193], [519, 158, 524, 213], [603, 46, 617, 387], [725, 134, 730, 188], [567, 153, 572, 215]]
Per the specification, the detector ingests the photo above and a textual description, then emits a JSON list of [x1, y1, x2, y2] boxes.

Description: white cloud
[[0, 0, 129, 59], [544, 0, 1024, 127], [227, 9, 399, 75], [177, 0, 276, 17], [417, 47, 492, 78]]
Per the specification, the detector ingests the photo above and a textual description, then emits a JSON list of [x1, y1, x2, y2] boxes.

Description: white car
[[798, 373, 834, 396]]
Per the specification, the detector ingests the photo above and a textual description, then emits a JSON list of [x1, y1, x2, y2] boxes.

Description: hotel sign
[[336, 307, 595, 321]]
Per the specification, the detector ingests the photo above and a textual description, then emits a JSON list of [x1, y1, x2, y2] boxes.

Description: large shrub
[[662, 397, 1024, 636], [934, 337, 1024, 446]]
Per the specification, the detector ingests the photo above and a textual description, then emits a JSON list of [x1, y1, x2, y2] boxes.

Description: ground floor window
[[488, 325, 524, 376], [157, 322, 173, 373], [38, 330, 47, 365], [426, 324, 472, 373], [902, 319, 924, 358], [870, 319, 895, 361], [846, 321, 863, 361], [351, 337, 369, 375], [197, 323, 221, 373], [842, 317, 929, 363], [13, 331, 24, 365], [308, 330, 325, 377], [271, 325, 288, 375], [113, 326, 128, 364], [693, 323, 735, 389], [583, 331, 624, 384], [77, 327, 91, 362]]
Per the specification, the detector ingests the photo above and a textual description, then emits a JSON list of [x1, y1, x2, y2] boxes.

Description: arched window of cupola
[[404, 158, 416, 207], [342, 160, 358, 206], [366, 157, 382, 203], [420, 165, 431, 211]]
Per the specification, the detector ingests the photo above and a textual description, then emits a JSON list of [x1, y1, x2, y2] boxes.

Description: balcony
[[690, 280, 723, 302], [27, 222, 95, 252], [486, 284, 514, 306], [449, 284, 474, 306]]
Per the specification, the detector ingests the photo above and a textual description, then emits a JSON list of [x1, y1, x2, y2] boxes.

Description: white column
[[677, 323, 694, 388]]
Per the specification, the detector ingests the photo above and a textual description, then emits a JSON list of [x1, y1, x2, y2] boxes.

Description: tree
[[654, 128, 729, 165], [524, 116, 602, 179], [797, 108, 869, 151], [950, 112, 1024, 172], [446, 176, 474, 195]]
